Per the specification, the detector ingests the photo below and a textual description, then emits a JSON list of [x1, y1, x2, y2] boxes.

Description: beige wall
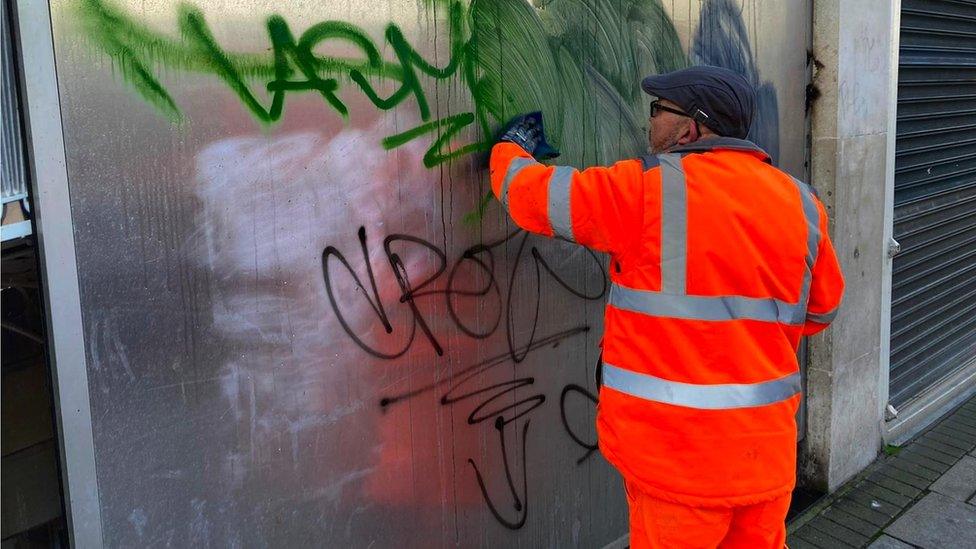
[[802, 0, 899, 492]]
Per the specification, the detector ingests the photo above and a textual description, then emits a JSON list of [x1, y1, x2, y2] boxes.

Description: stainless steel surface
[[50, 0, 811, 545], [14, 0, 103, 545]]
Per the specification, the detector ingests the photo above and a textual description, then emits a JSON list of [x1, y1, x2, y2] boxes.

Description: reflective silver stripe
[[794, 178, 821, 272], [659, 153, 687, 294], [609, 283, 805, 324], [547, 166, 575, 241], [501, 157, 537, 208], [794, 271, 813, 324], [791, 177, 823, 323], [806, 309, 837, 324], [602, 362, 801, 409], [608, 175, 826, 326]]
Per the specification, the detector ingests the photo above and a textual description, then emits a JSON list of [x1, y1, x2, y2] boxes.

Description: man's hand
[[497, 111, 560, 160]]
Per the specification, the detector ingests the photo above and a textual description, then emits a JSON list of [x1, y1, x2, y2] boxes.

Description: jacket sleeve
[[489, 142, 646, 256], [804, 199, 845, 335]]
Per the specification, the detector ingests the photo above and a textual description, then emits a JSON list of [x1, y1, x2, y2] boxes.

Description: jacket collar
[[666, 137, 771, 163]]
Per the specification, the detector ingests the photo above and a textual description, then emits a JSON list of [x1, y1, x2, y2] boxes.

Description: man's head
[[641, 66, 757, 153], [646, 98, 717, 153]]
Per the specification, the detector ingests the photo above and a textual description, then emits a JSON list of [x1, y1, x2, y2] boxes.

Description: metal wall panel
[[891, 0, 976, 408], [49, 0, 811, 545]]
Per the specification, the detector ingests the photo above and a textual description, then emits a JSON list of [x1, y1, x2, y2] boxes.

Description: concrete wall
[[802, 0, 899, 492]]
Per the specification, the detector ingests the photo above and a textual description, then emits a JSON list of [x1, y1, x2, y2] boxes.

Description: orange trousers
[[625, 480, 791, 549]]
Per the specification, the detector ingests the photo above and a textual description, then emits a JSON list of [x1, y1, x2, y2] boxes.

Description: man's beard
[[649, 126, 683, 154]]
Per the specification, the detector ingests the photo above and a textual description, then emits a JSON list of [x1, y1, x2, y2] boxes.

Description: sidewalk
[[787, 395, 976, 549]]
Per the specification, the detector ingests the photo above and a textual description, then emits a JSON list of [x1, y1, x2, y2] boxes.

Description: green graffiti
[[75, 0, 689, 169], [76, 0, 480, 167]]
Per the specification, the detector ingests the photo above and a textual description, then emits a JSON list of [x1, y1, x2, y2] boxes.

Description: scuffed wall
[[53, 0, 809, 545]]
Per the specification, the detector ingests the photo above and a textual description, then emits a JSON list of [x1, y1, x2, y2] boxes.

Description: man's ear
[[675, 119, 698, 145]]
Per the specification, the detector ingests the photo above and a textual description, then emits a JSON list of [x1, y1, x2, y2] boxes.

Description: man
[[488, 66, 844, 548]]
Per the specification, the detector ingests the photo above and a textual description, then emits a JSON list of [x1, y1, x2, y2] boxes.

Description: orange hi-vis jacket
[[490, 137, 844, 507]]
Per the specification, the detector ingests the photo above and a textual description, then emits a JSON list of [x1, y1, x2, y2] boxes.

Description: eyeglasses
[[650, 100, 690, 119]]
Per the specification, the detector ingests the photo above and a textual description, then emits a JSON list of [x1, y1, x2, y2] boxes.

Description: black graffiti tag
[[322, 227, 607, 528]]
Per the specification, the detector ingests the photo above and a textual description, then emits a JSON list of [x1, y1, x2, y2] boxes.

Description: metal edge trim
[[13, 0, 104, 545], [878, 0, 903, 435]]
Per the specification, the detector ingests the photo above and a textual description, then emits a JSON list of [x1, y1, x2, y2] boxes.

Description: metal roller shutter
[[891, 0, 976, 407]]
